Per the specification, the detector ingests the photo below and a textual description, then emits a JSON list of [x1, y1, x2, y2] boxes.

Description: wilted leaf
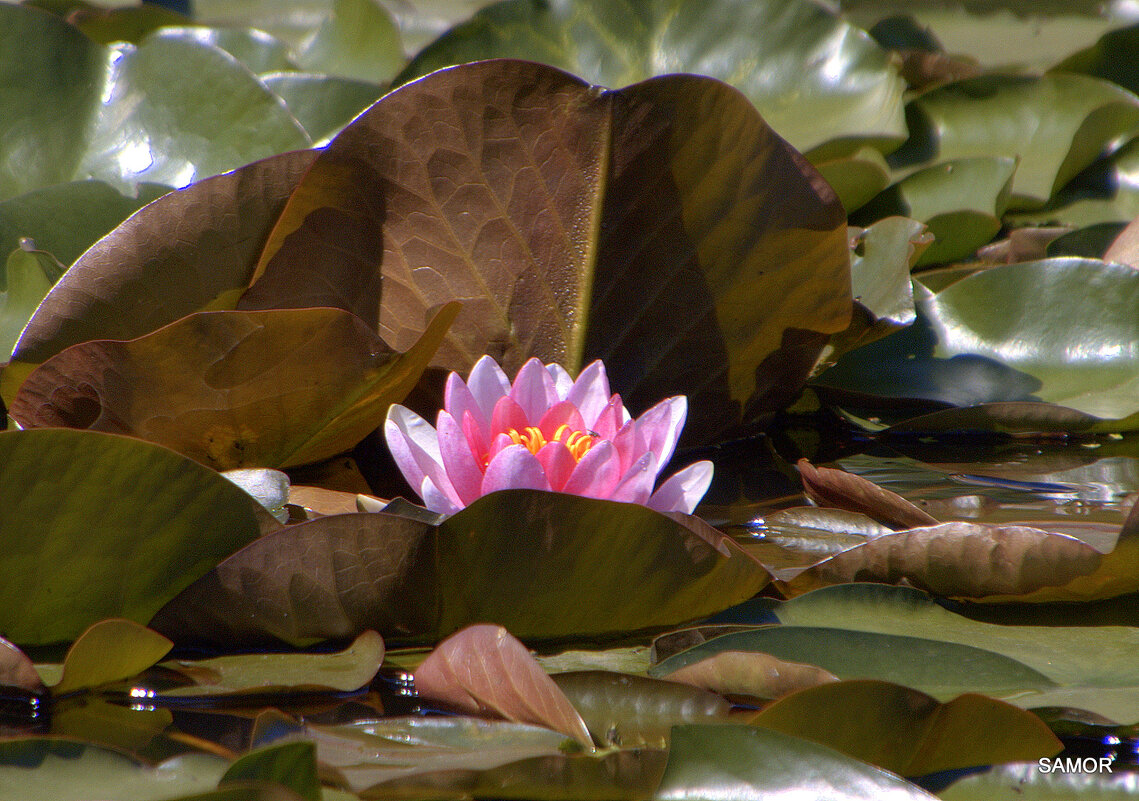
[[889, 73, 1139, 208], [10, 304, 456, 469], [751, 679, 1060, 776], [398, 0, 906, 157], [415, 624, 593, 748], [2, 148, 318, 405], [654, 724, 939, 800], [0, 637, 42, 692], [550, 671, 730, 748], [0, 428, 262, 645], [797, 459, 939, 530], [150, 491, 770, 647], [0, 4, 309, 200], [780, 521, 1103, 598], [160, 630, 384, 697], [658, 650, 838, 700], [53, 619, 172, 696], [240, 59, 851, 443]]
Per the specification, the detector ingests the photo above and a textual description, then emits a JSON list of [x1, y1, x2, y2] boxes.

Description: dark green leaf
[[221, 742, 320, 801]]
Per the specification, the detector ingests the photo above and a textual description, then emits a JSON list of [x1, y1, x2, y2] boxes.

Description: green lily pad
[[261, 73, 385, 145], [1, 246, 63, 360], [149, 491, 770, 647], [220, 742, 319, 801], [10, 303, 457, 470], [654, 724, 938, 800], [814, 148, 893, 215], [750, 679, 1060, 776], [2, 148, 318, 405], [242, 59, 850, 444], [0, 180, 170, 269], [855, 157, 1016, 265], [397, 0, 905, 158], [1013, 138, 1139, 229], [889, 73, 1139, 209], [0, 4, 309, 200], [1052, 22, 1139, 98], [814, 258, 1139, 431], [146, 26, 298, 74], [293, 0, 404, 82], [0, 428, 262, 646], [52, 619, 172, 696]]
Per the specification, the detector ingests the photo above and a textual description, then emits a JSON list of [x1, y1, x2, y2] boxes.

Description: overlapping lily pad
[[149, 490, 770, 647], [398, 0, 907, 158], [0, 428, 263, 645]]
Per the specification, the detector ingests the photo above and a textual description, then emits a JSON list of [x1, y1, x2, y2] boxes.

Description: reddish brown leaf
[[0, 636, 43, 692], [797, 459, 939, 530], [414, 624, 593, 748], [661, 650, 838, 701]]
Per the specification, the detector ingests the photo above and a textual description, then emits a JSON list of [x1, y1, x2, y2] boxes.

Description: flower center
[[507, 424, 596, 461]]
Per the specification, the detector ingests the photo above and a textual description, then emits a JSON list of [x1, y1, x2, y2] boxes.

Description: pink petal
[[536, 441, 576, 491], [566, 360, 611, 428], [421, 475, 463, 516], [461, 410, 489, 466], [648, 461, 714, 515], [487, 432, 514, 463], [509, 358, 557, 424], [445, 372, 487, 436], [610, 418, 645, 475], [562, 440, 620, 499], [591, 394, 625, 439], [634, 396, 687, 478], [482, 444, 551, 495], [611, 452, 657, 506], [490, 395, 529, 437], [385, 405, 453, 502], [546, 363, 574, 398], [536, 400, 586, 440], [467, 356, 511, 424], [437, 411, 485, 506]]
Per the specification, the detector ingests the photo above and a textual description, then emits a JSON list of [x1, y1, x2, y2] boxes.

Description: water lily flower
[[384, 356, 714, 516]]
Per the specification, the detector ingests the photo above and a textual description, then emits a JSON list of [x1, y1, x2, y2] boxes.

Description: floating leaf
[[414, 624, 593, 747], [0, 4, 309, 200], [160, 630, 384, 697], [53, 619, 172, 696], [0, 636, 42, 692], [751, 679, 1061, 776], [550, 670, 729, 748], [814, 148, 892, 215], [657, 650, 838, 701], [240, 58, 851, 443], [797, 459, 938, 530], [223, 469, 291, 524], [150, 491, 770, 647], [0, 246, 62, 360], [1104, 213, 1139, 269], [398, 0, 907, 157], [655, 724, 939, 800], [939, 762, 1139, 800], [261, 73, 385, 145], [293, 0, 404, 82], [146, 26, 297, 74], [10, 303, 457, 469], [0, 180, 169, 269], [0, 428, 262, 645], [2, 148, 318, 404], [220, 742, 320, 801], [889, 73, 1139, 209], [780, 521, 1103, 599]]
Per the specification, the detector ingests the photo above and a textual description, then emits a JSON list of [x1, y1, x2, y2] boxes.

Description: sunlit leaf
[[656, 650, 838, 701], [146, 26, 297, 74], [261, 73, 385, 145], [0, 246, 62, 360], [415, 624, 593, 747], [0, 4, 309, 200], [0, 428, 262, 645], [241, 58, 851, 443], [150, 492, 770, 647], [293, 0, 404, 83], [10, 304, 456, 469], [750, 679, 1060, 776], [398, 0, 907, 157], [654, 724, 938, 800]]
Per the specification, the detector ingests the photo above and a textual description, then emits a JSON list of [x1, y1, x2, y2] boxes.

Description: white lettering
[[1038, 755, 1116, 774]]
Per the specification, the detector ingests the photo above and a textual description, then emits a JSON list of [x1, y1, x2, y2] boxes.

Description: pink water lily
[[384, 356, 714, 516]]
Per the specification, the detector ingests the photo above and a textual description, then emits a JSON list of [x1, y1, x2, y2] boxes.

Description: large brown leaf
[[2, 149, 317, 405], [414, 624, 593, 748], [779, 522, 1103, 599], [238, 60, 850, 442], [149, 491, 770, 647], [797, 459, 939, 530], [9, 304, 456, 469]]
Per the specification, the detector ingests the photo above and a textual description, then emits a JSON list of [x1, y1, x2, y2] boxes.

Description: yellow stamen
[[506, 424, 596, 462]]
